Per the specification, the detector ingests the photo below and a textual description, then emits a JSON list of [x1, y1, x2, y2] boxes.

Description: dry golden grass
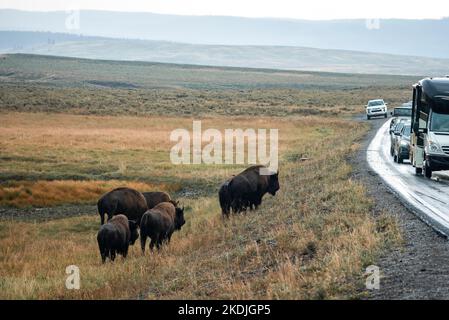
[[0, 180, 179, 208], [0, 112, 401, 299], [0, 112, 342, 185]]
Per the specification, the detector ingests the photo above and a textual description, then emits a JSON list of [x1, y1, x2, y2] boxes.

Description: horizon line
[[1, 8, 448, 22]]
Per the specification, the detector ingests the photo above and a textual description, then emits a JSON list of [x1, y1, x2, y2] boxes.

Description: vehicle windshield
[[394, 108, 412, 117], [369, 100, 384, 107], [430, 111, 449, 133], [402, 125, 411, 138]]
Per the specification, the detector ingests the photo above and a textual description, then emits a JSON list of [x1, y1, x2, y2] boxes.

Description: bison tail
[[97, 230, 107, 262], [97, 198, 106, 225], [219, 182, 231, 216], [97, 198, 118, 225]]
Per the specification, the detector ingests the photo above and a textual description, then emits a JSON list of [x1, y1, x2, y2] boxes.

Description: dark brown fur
[[142, 191, 171, 209], [219, 165, 279, 217], [97, 187, 148, 225], [96, 214, 139, 263], [140, 202, 185, 253]]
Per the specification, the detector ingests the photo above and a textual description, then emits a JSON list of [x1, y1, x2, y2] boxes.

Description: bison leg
[[149, 236, 157, 251], [221, 207, 230, 218], [140, 235, 147, 254], [100, 213, 105, 225], [156, 235, 163, 250], [100, 247, 107, 263], [123, 245, 129, 258], [110, 250, 116, 262], [231, 199, 239, 214]]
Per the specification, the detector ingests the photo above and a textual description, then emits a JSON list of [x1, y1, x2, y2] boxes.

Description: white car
[[366, 99, 388, 120]]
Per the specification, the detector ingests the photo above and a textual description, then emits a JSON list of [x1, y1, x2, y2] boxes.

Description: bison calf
[[140, 202, 185, 253], [97, 214, 139, 263]]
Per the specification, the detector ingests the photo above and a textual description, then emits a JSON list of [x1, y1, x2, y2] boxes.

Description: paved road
[[367, 120, 449, 236]]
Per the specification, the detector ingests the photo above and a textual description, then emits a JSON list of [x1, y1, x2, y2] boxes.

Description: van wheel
[[397, 155, 403, 164], [393, 154, 398, 163], [423, 161, 432, 179]]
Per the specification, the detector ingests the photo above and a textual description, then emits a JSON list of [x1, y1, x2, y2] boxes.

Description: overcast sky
[[1, 0, 449, 20]]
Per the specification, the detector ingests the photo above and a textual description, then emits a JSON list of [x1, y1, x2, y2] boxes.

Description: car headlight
[[429, 141, 442, 153]]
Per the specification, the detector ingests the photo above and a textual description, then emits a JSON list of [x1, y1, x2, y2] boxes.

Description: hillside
[[0, 54, 418, 118], [1, 32, 449, 76], [1, 10, 449, 59], [0, 53, 419, 89]]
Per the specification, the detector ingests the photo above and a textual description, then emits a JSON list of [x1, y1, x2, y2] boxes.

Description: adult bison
[[219, 165, 280, 217], [97, 187, 148, 225], [97, 214, 139, 263], [140, 202, 185, 253], [142, 191, 171, 209]]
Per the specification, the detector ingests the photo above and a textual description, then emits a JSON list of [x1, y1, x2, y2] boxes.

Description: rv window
[[430, 111, 449, 133], [393, 108, 412, 117]]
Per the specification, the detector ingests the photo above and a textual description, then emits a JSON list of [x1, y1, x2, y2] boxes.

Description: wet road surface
[[367, 119, 449, 236]]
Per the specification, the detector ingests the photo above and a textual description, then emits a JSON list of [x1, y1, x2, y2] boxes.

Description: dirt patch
[[352, 116, 449, 299], [0, 204, 96, 222], [86, 80, 139, 89]]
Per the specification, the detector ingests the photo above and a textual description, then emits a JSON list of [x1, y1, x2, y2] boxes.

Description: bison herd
[[96, 165, 279, 263]]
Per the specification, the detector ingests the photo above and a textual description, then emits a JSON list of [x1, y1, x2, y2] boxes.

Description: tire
[[424, 160, 432, 179], [415, 167, 423, 175], [393, 154, 398, 163], [397, 155, 403, 164]]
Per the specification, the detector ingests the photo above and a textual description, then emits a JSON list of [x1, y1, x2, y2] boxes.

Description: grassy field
[[0, 54, 418, 117], [0, 112, 401, 299], [0, 54, 403, 299]]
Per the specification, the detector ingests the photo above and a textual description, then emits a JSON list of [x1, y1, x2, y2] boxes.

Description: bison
[[142, 191, 171, 209], [97, 214, 139, 263], [140, 202, 185, 253], [219, 165, 279, 217], [97, 187, 148, 225]]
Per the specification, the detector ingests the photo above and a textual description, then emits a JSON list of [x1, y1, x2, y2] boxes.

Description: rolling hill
[[1, 31, 449, 76], [1, 9, 449, 59]]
